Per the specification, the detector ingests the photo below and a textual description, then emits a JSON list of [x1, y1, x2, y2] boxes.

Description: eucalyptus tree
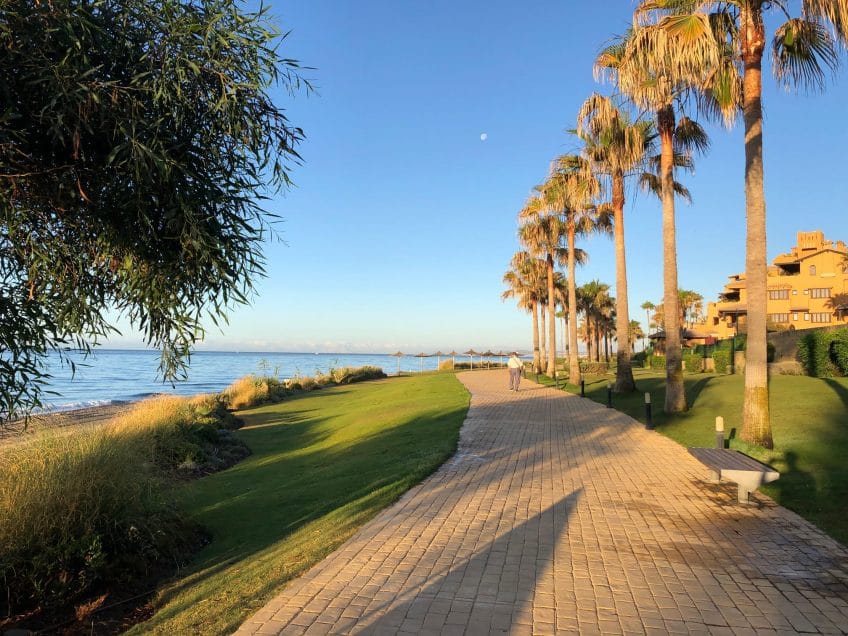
[[596, 26, 714, 414], [0, 0, 309, 422], [576, 94, 656, 392], [538, 155, 607, 385], [503, 251, 547, 374], [632, 0, 848, 448]]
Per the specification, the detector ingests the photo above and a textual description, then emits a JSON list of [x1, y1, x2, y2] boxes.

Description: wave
[[34, 399, 121, 414]]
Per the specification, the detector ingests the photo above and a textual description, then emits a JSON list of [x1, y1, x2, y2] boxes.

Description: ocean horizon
[[37, 348, 511, 411]]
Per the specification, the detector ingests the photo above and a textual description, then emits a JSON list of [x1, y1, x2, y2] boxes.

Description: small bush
[[632, 351, 647, 366], [438, 359, 455, 370], [713, 349, 730, 374], [580, 361, 609, 374], [223, 375, 269, 410], [798, 330, 835, 377], [648, 355, 665, 370], [682, 351, 703, 373]]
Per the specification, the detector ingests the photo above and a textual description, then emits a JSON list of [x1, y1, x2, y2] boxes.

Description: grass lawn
[[130, 372, 469, 635], [548, 367, 848, 545]]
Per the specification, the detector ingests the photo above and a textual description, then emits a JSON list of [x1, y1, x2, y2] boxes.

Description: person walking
[[508, 352, 522, 391]]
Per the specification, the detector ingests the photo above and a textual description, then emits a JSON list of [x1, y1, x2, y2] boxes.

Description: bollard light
[[645, 392, 653, 430], [715, 416, 725, 449], [580, 379, 585, 397], [606, 383, 612, 408]]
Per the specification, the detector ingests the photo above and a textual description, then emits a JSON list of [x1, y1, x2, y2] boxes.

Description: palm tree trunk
[[612, 172, 636, 391], [546, 253, 557, 377], [593, 317, 601, 362], [531, 300, 541, 375], [740, 6, 773, 448], [659, 103, 687, 413], [567, 226, 581, 384], [539, 304, 547, 371]]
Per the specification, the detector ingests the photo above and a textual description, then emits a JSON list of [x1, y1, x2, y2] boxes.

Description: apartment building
[[695, 231, 848, 339]]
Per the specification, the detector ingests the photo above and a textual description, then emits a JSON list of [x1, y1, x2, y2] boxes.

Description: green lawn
[[551, 368, 848, 545], [130, 373, 469, 635]]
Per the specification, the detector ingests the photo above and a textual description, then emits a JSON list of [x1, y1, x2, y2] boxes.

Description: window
[[810, 264, 817, 276], [811, 312, 832, 323], [793, 313, 799, 321], [810, 287, 832, 299], [768, 289, 789, 300], [804, 313, 810, 321], [768, 313, 789, 323]]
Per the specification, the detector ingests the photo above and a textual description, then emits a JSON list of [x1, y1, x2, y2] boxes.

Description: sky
[[109, 0, 848, 354]]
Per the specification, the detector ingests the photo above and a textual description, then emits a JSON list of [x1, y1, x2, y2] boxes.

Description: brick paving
[[236, 370, 848, 635]]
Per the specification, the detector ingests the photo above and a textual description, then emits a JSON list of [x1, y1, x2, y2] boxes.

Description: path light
[[645, 393, 653, 430], [463, 349, 478, 370], [391, 351, 403, 376]]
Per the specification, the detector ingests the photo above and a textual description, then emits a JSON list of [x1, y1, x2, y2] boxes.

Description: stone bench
[[688, 447, 780, 504]]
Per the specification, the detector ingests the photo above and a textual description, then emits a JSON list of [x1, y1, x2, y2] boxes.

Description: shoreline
[[0, 402, 134, 444]]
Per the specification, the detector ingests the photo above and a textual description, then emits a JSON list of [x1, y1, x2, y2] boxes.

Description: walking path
[[237, 370, 848, 635]]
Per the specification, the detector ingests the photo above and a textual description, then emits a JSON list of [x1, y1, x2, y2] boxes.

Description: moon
[[480, 132, 488, 141]]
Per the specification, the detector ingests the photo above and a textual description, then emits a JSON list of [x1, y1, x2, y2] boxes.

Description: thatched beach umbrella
[[433, 351, 444, 369], [414, 352, 429, 373], [449, 350, 458, 367], [391, 351, 404, 376], [482, 350, 495, 369], [496, 350, 507, 365], [463, 349, 478, 370]]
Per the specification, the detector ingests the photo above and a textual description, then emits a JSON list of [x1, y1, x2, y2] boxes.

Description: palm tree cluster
[[503, 0, 848, 449]]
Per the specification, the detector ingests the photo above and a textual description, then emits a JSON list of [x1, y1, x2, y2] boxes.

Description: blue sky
[[111, 1, 848, 354]]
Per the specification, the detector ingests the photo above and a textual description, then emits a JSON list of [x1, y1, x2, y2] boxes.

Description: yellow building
[[696, 231, 848, 339]]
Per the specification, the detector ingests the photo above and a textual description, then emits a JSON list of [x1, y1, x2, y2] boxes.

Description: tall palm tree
[[540, 155, 608, 385], [679, 289, 704, 327], [503, 251, 547, 374], [579, 280, 613, 363], [633, 0, 848, 447], [641, 300, 656, 339], [518, 199, 569, 377], [629, 320, 645, 352], [576, 94, 654, 392], [597, 26, 712, 414]]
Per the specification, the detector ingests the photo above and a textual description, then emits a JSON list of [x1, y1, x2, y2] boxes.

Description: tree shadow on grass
[[140, 385, 471, 631]]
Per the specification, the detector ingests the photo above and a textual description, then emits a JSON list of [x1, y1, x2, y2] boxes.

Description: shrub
[[438, 359, 455, 370], [0, 429, 198, 616], [580, 361, 609, 375], [332, 365, 386, 384], [649, 355, 665, 370], [798, 330, 836, 377], [632, 351, 647, 366], [682, 351, 703, 373], [223, 375, 269, 410], [712, 349, 730, 374]]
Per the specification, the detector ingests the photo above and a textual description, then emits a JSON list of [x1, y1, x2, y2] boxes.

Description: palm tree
[[633, 0, 848, 447], [576, 94, 654, 392], [518, 198, 569, 377], [630, 320, 645, 352], [597, 26, 712, 414], [503, 251, 547, 374], [540, 155, 608, 385], [641, 300, 656, 341], [579, 280, 613, 363]]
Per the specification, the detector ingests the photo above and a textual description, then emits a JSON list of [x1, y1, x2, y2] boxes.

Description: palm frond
[[803, 0, 848, 44], [674, 116, 710, 155], [772, 17, 839, 92]]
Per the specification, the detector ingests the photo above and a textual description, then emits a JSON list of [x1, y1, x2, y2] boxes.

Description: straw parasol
[[433, 351, 444, 369], [449, 350, 458, 367], [495, 350, 507, 365], [463, 349, 478, 370], [481, 350, 495, 369], [391, 351, 404, 375], [414, 352, 429, 373]]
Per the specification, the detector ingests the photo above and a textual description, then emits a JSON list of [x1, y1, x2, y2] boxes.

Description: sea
[[36, 349, 492, 411]]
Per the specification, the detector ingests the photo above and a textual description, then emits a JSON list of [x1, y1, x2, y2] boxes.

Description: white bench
[[688, 448, 780, 504]]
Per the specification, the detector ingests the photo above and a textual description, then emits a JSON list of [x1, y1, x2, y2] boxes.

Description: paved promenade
[[237, 370, 848, 635]]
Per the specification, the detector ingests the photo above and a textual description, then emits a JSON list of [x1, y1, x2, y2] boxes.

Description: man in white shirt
[[507, 352, 522, 391]]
